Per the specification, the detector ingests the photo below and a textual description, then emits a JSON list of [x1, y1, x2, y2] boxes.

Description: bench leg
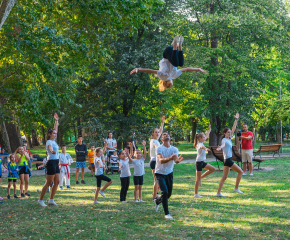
[[216, 159, 220, 170]]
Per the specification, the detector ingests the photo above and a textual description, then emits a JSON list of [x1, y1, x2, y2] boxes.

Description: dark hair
[[78, 135, 82, 139], [222, 127, 230, 139], [193, 133, 205, 148], [95, 147, 102, 154], [47, 128, 56, 140], [61, 145, 66, 148], [107, 132, 113, 138], [118, 150, 125, 156], [243, 123, 248, 126]]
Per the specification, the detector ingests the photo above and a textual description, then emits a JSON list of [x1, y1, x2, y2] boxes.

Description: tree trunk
[[57, 126, 63, 146], [0, 0, 16, 30], [31, 129, 39, 146], [276, 125, 281, 144], [5, 121, 20, 152], [1, 121, 11, 153], [25, 132, 32, 149], [77, 117, 82, 136], [234, 129, 239, 147], [253, 128, 258, 149], [191, 118, 197, 143], [41, 125, 46, 145]]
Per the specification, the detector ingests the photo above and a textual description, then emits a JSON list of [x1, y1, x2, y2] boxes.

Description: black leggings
[[163, 46, 184, 67], [155, 172, 173, 215], [120, 177, 130, 201]]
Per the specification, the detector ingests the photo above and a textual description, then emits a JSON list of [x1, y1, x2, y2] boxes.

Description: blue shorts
[[91, 163, 94, 167], [76, 161, 86, 169]]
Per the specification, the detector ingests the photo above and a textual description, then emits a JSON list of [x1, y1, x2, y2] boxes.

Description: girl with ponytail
[[193, 125, 215, 197], [216, 113, 244, 197]]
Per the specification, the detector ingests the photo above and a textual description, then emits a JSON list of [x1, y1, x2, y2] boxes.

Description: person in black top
[[75, 136, 88, 184]]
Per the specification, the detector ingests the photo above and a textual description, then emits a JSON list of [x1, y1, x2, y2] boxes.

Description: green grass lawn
[[0, 156, 289, 239]]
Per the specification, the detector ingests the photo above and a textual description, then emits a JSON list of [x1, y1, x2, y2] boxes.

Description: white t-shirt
[[94, 156, 103, 176], [196, 143, 206, 162], [150, 139, 160, 161], [106, 138, 117, 153], [155, 58, 182, 81], [222, 138, 232, 160], [119, 159, 131, 178], [46, 140, 59, 160], [155, 145, 179, 175], [132, 157, 145, 176]]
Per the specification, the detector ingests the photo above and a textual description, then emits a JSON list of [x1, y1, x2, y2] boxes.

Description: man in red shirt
[[239, 124, 253, 176]]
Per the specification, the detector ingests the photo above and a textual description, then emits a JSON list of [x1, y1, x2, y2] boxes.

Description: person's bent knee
[[109, 180, 113, 184]]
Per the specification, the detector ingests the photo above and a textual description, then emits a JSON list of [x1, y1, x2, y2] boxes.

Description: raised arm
[[128, 142, 133, 158], [54, 113, 59, 133], [204, 124, 211, 141], [126, 151, 133, 163], [231, 113, 239, 138], [157, 116, 165, 140], [130, 68, 158, 75], [142, 140, 147, 159]]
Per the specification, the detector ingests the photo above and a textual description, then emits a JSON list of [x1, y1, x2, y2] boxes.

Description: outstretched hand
[[162, 116, 165, 122], [234, 112, 239, 119], [199, 68, 206, 73], [130, 68, 139, 75], [142, 140, 146, 146], [54, 113, 59, 121], [216, 146, 221, 151], [175, 154, 183, 164]]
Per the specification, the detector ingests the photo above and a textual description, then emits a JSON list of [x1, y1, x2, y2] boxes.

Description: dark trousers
[[155, 172, 173, 215], [120, 177, 130, 201], [163, 46, 184, 67]]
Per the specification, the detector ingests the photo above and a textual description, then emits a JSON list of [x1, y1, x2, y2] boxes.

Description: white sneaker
[[242, 172, 247, 176], [165, 214, 173, 219], [139, 200, 146, 203], [171, 36, 179, 46], [38, 200, 47, 207], [94, 201, 101, 204], [154, 199, 159, 212], [99, 191, 106, 198], [250, 173, 253, 176], [48, 199, 58, 205], [216, 193, 225, 197], [135, 200, 139, 203], [121, 201, 128, 203], [194, 194, 203, 198], [179, 36, 184, 46], [234, 189, 243, 194]]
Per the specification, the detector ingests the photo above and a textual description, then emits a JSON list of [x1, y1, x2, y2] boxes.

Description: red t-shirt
[[241, 131, 253, 149]]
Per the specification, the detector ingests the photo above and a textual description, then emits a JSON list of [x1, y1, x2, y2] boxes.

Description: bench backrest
[[258, 144, 282, 152], [232, 145, 241, 161], [210, 146, 224, 162]]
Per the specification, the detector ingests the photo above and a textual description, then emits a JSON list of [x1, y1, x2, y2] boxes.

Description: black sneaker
[[14, 195, 19, 199], [25, 192, 31, 197], [7, 195, 10, 200], [76, 181, 80, 184], [81, 180, 86, 184], [21, 193, 25, 197]]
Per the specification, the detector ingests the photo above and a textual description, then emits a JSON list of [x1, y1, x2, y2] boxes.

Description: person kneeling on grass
[[7, 154, 19, 199], [59, 145, 73, 190], [127, 141, 147, 203], [94, 147, 113, 204]]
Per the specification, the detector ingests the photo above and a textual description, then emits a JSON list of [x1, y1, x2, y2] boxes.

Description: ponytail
[[193, 133, 205, 148]]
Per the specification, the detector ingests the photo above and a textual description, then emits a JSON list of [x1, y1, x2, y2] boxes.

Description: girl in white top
[[193, 125, 215, 198], [216, 113, 244, 197], [150, 116, 165, 200], [94, 147, 113, 204], [127, 141, 147, 202], [118, 150, 132, 203], [130, 36, 205, 91]]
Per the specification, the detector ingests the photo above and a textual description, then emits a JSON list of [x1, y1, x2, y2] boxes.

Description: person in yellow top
[[15, 146, 31, 197], [88, 145, 95, 177]]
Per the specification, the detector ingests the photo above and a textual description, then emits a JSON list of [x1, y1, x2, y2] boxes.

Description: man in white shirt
[[154, 132, 183, 220]]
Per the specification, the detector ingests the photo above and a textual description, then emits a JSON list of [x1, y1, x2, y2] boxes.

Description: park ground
[[0, 142, 289, 239]]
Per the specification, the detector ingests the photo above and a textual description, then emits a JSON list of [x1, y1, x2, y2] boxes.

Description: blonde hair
[[193, 133, 205, 148], [159, 80, 173, 91]]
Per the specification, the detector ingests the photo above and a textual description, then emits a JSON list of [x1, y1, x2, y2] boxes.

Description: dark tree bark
[[41, 125, 46, 145], [191, 118, 197, 143], [31, 129, 39, 146], [77, 117, 82, 136], [5, 121, 20, 152], [1, 121, 12, 153]]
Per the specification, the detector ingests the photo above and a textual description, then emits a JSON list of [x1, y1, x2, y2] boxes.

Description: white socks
[[38, 200, 47, 207], [48, 199, 58, 205]]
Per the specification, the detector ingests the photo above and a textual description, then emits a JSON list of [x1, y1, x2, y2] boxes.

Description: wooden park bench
[[232, 146, 265, 170], [210, 146, 242, 170], [254, 144, 282, 158]]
